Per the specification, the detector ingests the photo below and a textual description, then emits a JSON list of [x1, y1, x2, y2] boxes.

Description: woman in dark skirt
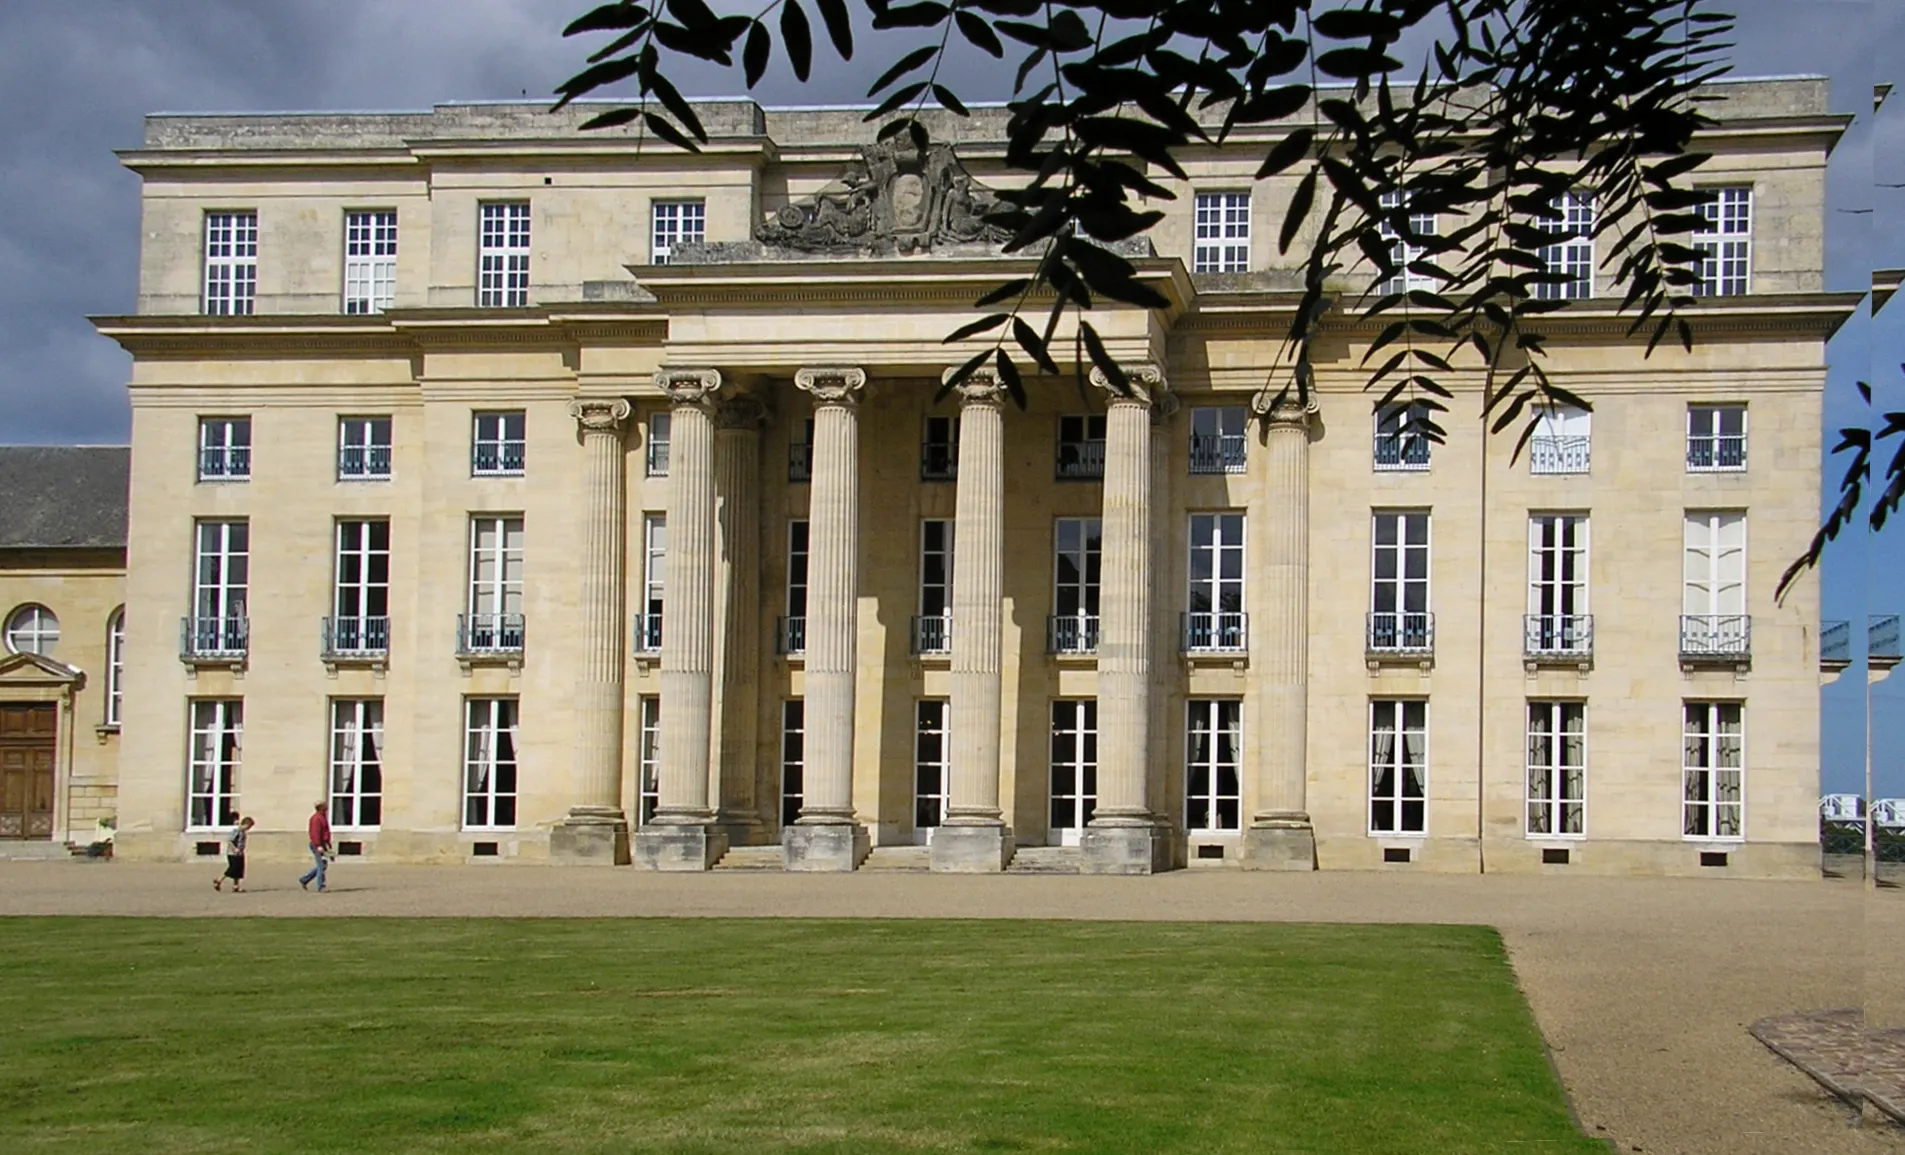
[[214, 815, 254, 892]]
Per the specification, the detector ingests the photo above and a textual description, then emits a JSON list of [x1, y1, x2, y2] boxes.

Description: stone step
[[712, 845, 784, 871], [1006, 846, 1080, 875], [861, 845, 931, 872], [0, 840, 78, 862]]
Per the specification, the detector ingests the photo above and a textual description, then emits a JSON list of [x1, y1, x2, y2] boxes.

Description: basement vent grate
[[337, 841, 363, 856], [1541, 848, 1570, 865], [194, 841, 221, 857], [1196, 844, 1225, 860], [1699, 851, 1729, 868], [472, 841, 500, 857], [1382, 847, 1412, 864]]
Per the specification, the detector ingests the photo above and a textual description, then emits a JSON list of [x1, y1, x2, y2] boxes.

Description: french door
[[1048, 700, 1097, 845]]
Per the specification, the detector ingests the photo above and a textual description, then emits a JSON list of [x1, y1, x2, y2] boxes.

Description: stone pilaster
[[1243, 391, 1318, 871], [551, 397, 634, 866], [634, 368, 728, 871], [1081, 364, 1172, 874], [711, 393, 766, 847], [932, 368, 1012, 872], [783, 366, 869, 871]]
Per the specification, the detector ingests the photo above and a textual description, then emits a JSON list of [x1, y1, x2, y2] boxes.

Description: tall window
[[1377, 189, 1437, 294], [781, 699, 805, 829], [343, 210, 397, 314], [1370, 511, 1430, 651], [1529, 404, 1591, 475], [916, 519, 954, 653], [1055, 414, 1107, 480], [915, 700, 949, 837], [921, 415, 959, 481], [198, 417, 252, 481], [1368, 699, 1426, 835], [782, 519, 808, 655], [187, 699, 242, 829], [338, 416, 393, 480], [1693, 187, 1751, 297], [105, 609, 125, 726], [467, 516, 524, 650], [1687, 404, 1747, 472], [463, 698, 519, 829], [472, 411, 526, 476], [1051, 517, 1101, 654], [192, 520, 249, 655], [1193, 191, 1250, 273], [1186, 699, 1242, 833], [1189, 407, 1247, 474], [1373, 402, 1431, 471], [651, 199, 706, 264], [333, 520, 391, 653], [202, 211, 257, 316], [1682, 511, 1746, 653], [1185, 513, 1246, 650], [637, 514, 666, 651], [789, 416, 814, 483], [1049, 699, 1098, 845], [478, 202, 531, 307], [329, 698, 384, 829], [3, 605, 58, 657], [1683, 702, 1743, 839], [1526, 701, 1585, 837], [639, 697, 661, 825], [1536, 192, 1595, 300], [645, 412, 671, 477], [1527, 515, 1589, 654]]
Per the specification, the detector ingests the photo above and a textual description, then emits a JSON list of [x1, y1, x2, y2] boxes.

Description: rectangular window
[[645, 412, 671, 477], [781, 519, 808, 655], [651, 199, 706, 265], [789, 416, 815, 483], [1536, 192, 1595, 300], [202, 211, 257, 316], [105, 611, 125, 727], [915, 519, 954, 654], [1527, 515, 1589, 655], [472, 410, 526, 476], [638, 697, 661, 826], [915, 700, 949, 835], [1189, 406, 1248, 474], [1529, 404, 1590, 475], [781, 699, 805, 829], [1683, 702, 1743, 839], [1050, 517, 1102, 654], [921, 415, 959, 481], [1526, 701, 1585, 837], [186, 699, 242, 830], [463, 697, 519, 829], [337, 416, 393, 480], [191, 520, 249, 656], [332, 519, 391, 653], [1373, 402, 1431, 471], [329, 698, 384, 829], [1185, 513, 1246, 650], [343, 210, 397, 314], [1693, 187, 1751, 297], [1050, 699, 1098, 844], [467, 516, 524, 650], [1369, 511, 1431, 651], [1682, 511, 1747, 656], [1187, 698, 1242, 832], [1055, 414, 1106, 479], [478, 202, 531, 307], [1687, 404, 1747, 472], [1377, 189, 1438, 294], [197, 417, 252, 481], [1193, 191, 1251, 273], [637, 514, 666, 652], [1368, 699, 1426, 835]]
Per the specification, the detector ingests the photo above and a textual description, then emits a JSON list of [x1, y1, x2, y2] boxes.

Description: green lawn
[[0, 919, 1601, 1154]]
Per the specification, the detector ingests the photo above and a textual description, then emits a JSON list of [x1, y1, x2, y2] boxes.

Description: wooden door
[[0, 705, 56, 839]]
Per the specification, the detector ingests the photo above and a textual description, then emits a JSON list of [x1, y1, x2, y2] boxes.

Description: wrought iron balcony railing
[[322, 616, 390, 656], [1821, 619, 1851, 666], [1529, 435, 1591, 475], [458, 612, 525, 654], [471, 443, 526, 476], [197, 446, 251, 481], [1367, 611, 1435, 655], [1679, 614, 1750, 658], [645, 439, 670, 477], [337, 445, 392, 479], [788, 442, 812, 483], [1372, 435, 1430, 471], [1686, 435, 1746, 472], [1524, 614, 1592, 657], [1872, 614, 1901, 663], [181, 615, 249, 659], [1181, 611, 1248, 653], [1189, 434, 1247, 474], [632, 612, 663, 653], [911, 614, 952, 655], [1054, 440, 1106, 480], [1047, 614, 1100, 655], [776, 615, 806, 656]]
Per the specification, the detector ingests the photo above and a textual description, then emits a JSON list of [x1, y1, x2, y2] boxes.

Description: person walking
[[298, 802, 332, 892], [213, 815, 254, 892]]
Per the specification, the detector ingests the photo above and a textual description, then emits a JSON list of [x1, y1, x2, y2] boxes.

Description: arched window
[[106, 609, 126, 726], [4, 604, 59, 657]]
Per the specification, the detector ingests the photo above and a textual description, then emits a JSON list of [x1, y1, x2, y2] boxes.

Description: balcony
[[471, 443, 526, 477], [1367, 612, 1434, 661], [1529, 435, 1590, 475], [1822, 619, 1851, 673], [337, 445, 392, 480], [1679, 614, 1750, 665], [1686, 435, 1746, 472], [197, 446, 251, 481], [1047, 614, 1100, 655], [1524, 614, 1593, 666], [1873, 614, 1902, 669], [645, 440, 670, 478], [911, 614, 952, 655], [1372, 435, 1430, 472], [457, 613, 524, 672], [1189, 434, 1247, 475], [777, 615, 806, 656], [1181, 611, 1248, 654], [632, 613, 663, 654], [322, 616, 390, 671], [920, 444, 957, 482], [1054, 440, 1106, 480], [788, 442, 812, 483], [180, 616, 248, 668]]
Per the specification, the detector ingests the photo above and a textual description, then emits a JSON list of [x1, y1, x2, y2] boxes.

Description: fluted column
[[932, 368, 1012, 872], [634, 368, 727, 871], [1080, 364, 1169, 875], [784, 366, 868, 871], [551, 397, 633, 866], [1244, 390, 1318, 870], [711, 393, 766, 844]]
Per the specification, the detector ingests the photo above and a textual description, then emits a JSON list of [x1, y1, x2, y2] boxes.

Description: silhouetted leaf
[[781, 0, 813, 82]]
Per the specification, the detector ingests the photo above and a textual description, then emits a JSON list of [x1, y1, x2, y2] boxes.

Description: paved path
[[4, 861, 1902, 1155]]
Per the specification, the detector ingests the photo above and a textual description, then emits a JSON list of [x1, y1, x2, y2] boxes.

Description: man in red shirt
[[299, 802, 332, 892]]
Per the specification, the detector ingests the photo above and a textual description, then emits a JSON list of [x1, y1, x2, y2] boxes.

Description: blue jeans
[[299, 844, 328, 890]]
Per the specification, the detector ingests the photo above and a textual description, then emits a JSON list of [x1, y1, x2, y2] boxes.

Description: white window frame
[[334, 519, 391, 650], [1186, 698, 1243, 833], [1682, 701, 1744, 841], [651, 199, 706, 265], [781, 699, 805, 829], [1055, 414, 1107, 479], [783, 519, 808, 655], [471, 410, 526, 477], [463, 697, 520, 830], [914, 699, 949, 842], [105, 609, 125, 726], [467, 516, 524, 648], [1369, 510, 1430, 647], [1687, 404, 1747, 472], [637, 513, 666, 652], [916, 519, 954, 653], [1525, 701, 1586, 838], [1682, 509, 1746, 618], [329, 698, 385, 830], [921, 415, 959, 481], [197, 416, 252, 482], [202, 210, 257, 316], [186, 699, 242, 831], [343, 209, 397, 314], [645, 412, 671, 477], [1185, 512, 1246, 650], [1368, 699, 1427, 836], [638, 696, 661, 826], [1373, 402, 1432, 471], [1527, 514, 1589, 653], [1188, 407, 1248, 474], [1051, 517, 1101, 653], [337, 416, 393, 480], [194, 520, 250, 624], [1377, 189, 1438, 294], [1529, 404, 1591, 475], [478, 202, 530, 307], [3, 604, 59, 657], [1536, 192, 1595, 300], [1693, 186, 1751, 297], [1048, 699, 1098, 845], [1193, 191, 1251, 273]]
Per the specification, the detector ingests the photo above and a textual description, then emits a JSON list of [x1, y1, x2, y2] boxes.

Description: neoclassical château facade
[[7, 77, 1854, 874]]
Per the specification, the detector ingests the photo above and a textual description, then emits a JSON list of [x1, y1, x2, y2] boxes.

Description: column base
[[549, 811, 631, 866], [633, 824, 728, 872], [1080, 823, 1171, 875], [929, 823, 1014, 873], [782, 823, 868, 872], [1242, 825, 1317, 871], [714, 812, 768, 847]]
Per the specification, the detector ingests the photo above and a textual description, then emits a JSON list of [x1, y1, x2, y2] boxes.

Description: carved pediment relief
[[757, 138, 1012, 255]]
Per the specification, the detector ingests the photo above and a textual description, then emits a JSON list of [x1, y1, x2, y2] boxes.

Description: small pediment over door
[[0, 651, 84, 694]]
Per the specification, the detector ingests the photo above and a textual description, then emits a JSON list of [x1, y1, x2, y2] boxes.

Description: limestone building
[[65, 77, 1856, 874]]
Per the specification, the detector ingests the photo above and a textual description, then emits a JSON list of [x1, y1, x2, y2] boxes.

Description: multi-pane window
[[1193, 192, 1251, 273], [1527, 515, 1589, 654], [921, 415, 959, 481], [915, 700, 949, 837], [1529, 404, 1591, 475], [472, 411, 526, 476], [467, 516, 525, 651], [637, 514, 666, 652], [463, 697, 519, 829], [651, 199, 706, 265], [1682, 702, 1743, 839], [1049, 699, 1098, 844], [192, 520, 249, 655], [478, 202, 531, 307], [1370, 511, 1431, 651], [3, 605, 58, 656], [343, 210, 397, 314], [1536, 192, 1595, 300], [639, 697, 661, 825], [916, 519, 954, 653], [1368, 699, 1426, 835], [198, 417, 252, 481], [1186, 698, 1242, 833], [789, 416, 815, 483], [1373, 402, 1431, 470], [1055, 414, 1107, 480], [781, 699, 805, 829], [202, 211, 257, 316], [337, 416, 393, 480], [1189, 407, 1247, 474], [1526, 701, 1585, 837], [1692, 187, 1751, 297], [186, 699, 242, 829], [1185, 513, 1246, 650], [781, 520, 808, 655], [105, 610, 125, 726], [332, 520, 391, 653], [1687, 404, 1747, 472], [1682, 511, 1746, 654], [329, 698, 384, 829], [1377, 189, 1438, 294], [645, 412, 671, 477], [1051, 517, 1101, 654]]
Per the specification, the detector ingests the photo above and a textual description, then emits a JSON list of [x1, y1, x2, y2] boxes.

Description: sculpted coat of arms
[[757, 138, 1013, 254]]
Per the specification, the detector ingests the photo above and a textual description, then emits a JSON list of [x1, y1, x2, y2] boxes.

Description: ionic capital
[[657, 367, 724, 410], [1250, 387, 1319, 431], [794, 366, 866, 407], [1088, 362, 1168, 408], [568, 397, 632, 435], [714, 393, 769, 432], [1150, 391, 1181, 427], [942, 365, 1006, 408]]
